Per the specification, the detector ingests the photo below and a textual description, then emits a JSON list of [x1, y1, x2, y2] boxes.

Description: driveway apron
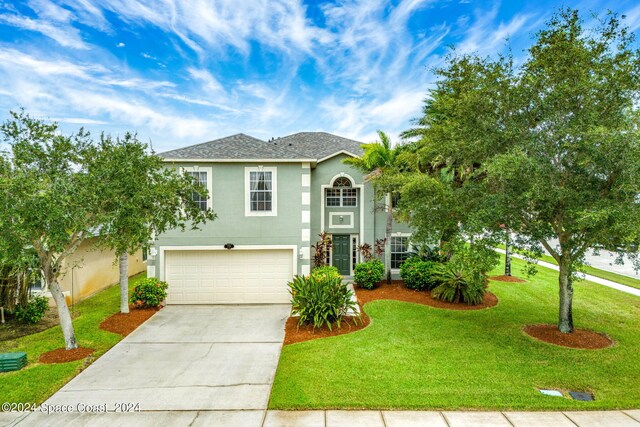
[[41, 305, 290, 411]]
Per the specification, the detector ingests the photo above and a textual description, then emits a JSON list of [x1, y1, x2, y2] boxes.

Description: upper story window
[[245, 167, 278, 216], [326, 177, 357, 207], [186, 171, 208, 211], [392, 192, 400, 209]]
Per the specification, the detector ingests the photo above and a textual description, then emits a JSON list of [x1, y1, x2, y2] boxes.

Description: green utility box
[[0, 352, 27, 372]]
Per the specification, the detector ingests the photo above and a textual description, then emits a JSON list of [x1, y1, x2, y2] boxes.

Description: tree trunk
[[557, 259, 574, 333], [504, 229, 511, 276], [385, 193, 393, 284], [48, 279, 78, 350], [119, 252, 129, 314]]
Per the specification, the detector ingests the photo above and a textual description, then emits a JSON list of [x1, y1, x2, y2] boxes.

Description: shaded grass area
[[497, 244, 640, 290], [0, 273, 147, 404], [269, 258, 640, 410], [0, 308, 64, 342]]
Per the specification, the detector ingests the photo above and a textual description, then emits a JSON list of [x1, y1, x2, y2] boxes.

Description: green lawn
[[496, 244, 640, 290], [0, 273, 147, 404], [269, 258, 640, 410]]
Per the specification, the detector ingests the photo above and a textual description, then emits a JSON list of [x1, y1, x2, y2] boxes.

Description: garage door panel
[[165, 249, 293, 304]]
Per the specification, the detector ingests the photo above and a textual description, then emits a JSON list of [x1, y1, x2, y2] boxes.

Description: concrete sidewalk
[[495, 249, 640, 297], [3, 409, 640, 426]]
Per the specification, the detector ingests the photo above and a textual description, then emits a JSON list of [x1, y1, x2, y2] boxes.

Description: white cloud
[[456, 5, 530, 55], [624, 4, 640, 32], [186, 67, 224, 95], [116, 42, 125, 47], [0, 48, 215, 143], [0, 13, 89, 49], [81, 0, 330, 57], [48, 117, 109, 124]]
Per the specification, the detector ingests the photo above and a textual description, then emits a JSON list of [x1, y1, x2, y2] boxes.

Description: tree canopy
[[0, 111, 216, 348], [386, 8, 640, 333]]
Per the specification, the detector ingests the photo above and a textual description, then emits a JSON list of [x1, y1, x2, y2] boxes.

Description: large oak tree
[[392, 9, 640, 333]]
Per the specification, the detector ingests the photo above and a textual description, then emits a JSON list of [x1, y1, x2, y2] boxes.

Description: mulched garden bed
[[283, 280, 499, 345], [489, 275, 527, 283], [523, 324, 614, 349], [99, 305, 161, 336], [284, 312, 370, 345], [355, 280, 498, 310], [39, 347, 94, 364], [0, 308, 78, 342]]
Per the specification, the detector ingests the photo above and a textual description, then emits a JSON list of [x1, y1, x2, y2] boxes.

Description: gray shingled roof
[[276, 132, 364, 159], [160, 132, 364, 161], [160, 133, 308, 160]]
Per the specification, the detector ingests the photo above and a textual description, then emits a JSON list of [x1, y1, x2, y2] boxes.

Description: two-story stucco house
[[146, 132, 412, 304]]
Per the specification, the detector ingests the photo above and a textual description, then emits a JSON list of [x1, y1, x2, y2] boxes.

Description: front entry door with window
[[332, 234, 350, 275]]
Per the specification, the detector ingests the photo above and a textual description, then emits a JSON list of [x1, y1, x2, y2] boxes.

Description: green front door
[[332, 234, 350, 276]]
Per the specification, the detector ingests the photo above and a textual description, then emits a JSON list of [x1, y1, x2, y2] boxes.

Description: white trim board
[[317, 150, 359, 163], [329, 212, 354, 228]]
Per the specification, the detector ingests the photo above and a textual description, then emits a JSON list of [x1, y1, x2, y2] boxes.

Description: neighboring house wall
[[151, 161, 306, 276], [58, 237, 146, 303]]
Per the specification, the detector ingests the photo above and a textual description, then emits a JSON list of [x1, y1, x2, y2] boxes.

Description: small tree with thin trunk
[[89, 133, 216, 313], [343, 130, 397, 283], [0, 111, 98, 349]]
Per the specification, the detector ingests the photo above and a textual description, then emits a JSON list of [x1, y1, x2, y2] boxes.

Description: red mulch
[[355, 280, 498, 310], [39, 347, 94, 364], [283, 280, 499, 345], [99, 305, 161, 336], [283, 311, 370, 345], [489, 275, 527, 283], [523, 324, 614, 349]]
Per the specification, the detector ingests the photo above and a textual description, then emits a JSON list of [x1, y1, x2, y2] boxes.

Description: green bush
[[310, 266, 342, 281], [130, 278, 169, 308], [353, 259, 384, 290], [14, 295, 49, 324], [400, 257, 441, 290], [431, 264, 487, 305], [288, 275, 358, 330]]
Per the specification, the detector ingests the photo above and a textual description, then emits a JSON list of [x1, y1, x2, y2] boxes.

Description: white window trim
[[326, 187, 358, 208], [390, 232, 412, 272], [350, 234, 359, 276], [245, 166, 278, 217], [180, 166, 213, 210], [321, 173, 364, 239], [329, 212, 354, 228]]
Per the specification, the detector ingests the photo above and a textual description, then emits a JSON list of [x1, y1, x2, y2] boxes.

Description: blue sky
[[1, 0, 639, 152]]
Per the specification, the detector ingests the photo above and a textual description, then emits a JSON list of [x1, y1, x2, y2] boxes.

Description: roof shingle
[[160, 132, 364, 161]]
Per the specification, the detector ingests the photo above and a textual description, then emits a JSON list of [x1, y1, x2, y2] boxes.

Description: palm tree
[[343, 130, 397, 283]]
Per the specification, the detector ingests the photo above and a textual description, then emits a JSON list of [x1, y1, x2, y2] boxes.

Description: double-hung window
[[186, 171, 208, 211], [326, 177, 357, 207], [390, 235, 411, 269], [245, 167, 277, 216]]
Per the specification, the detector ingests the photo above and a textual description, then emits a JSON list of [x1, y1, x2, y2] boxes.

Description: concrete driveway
[[38, 305, 289, 411]]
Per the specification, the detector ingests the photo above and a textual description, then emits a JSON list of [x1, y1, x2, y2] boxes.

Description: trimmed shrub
[[431, 264, 487, 305], [311, 266, 342, 281], [15, 295, 48, 324], [353, 259, 384, 290], [288, 275, 358, 330], [130, 278, 169, 308], [400, 257, 441, 290]]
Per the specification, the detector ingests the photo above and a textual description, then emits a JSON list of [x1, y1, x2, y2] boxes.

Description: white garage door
[[164, 249, 293, 304]]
